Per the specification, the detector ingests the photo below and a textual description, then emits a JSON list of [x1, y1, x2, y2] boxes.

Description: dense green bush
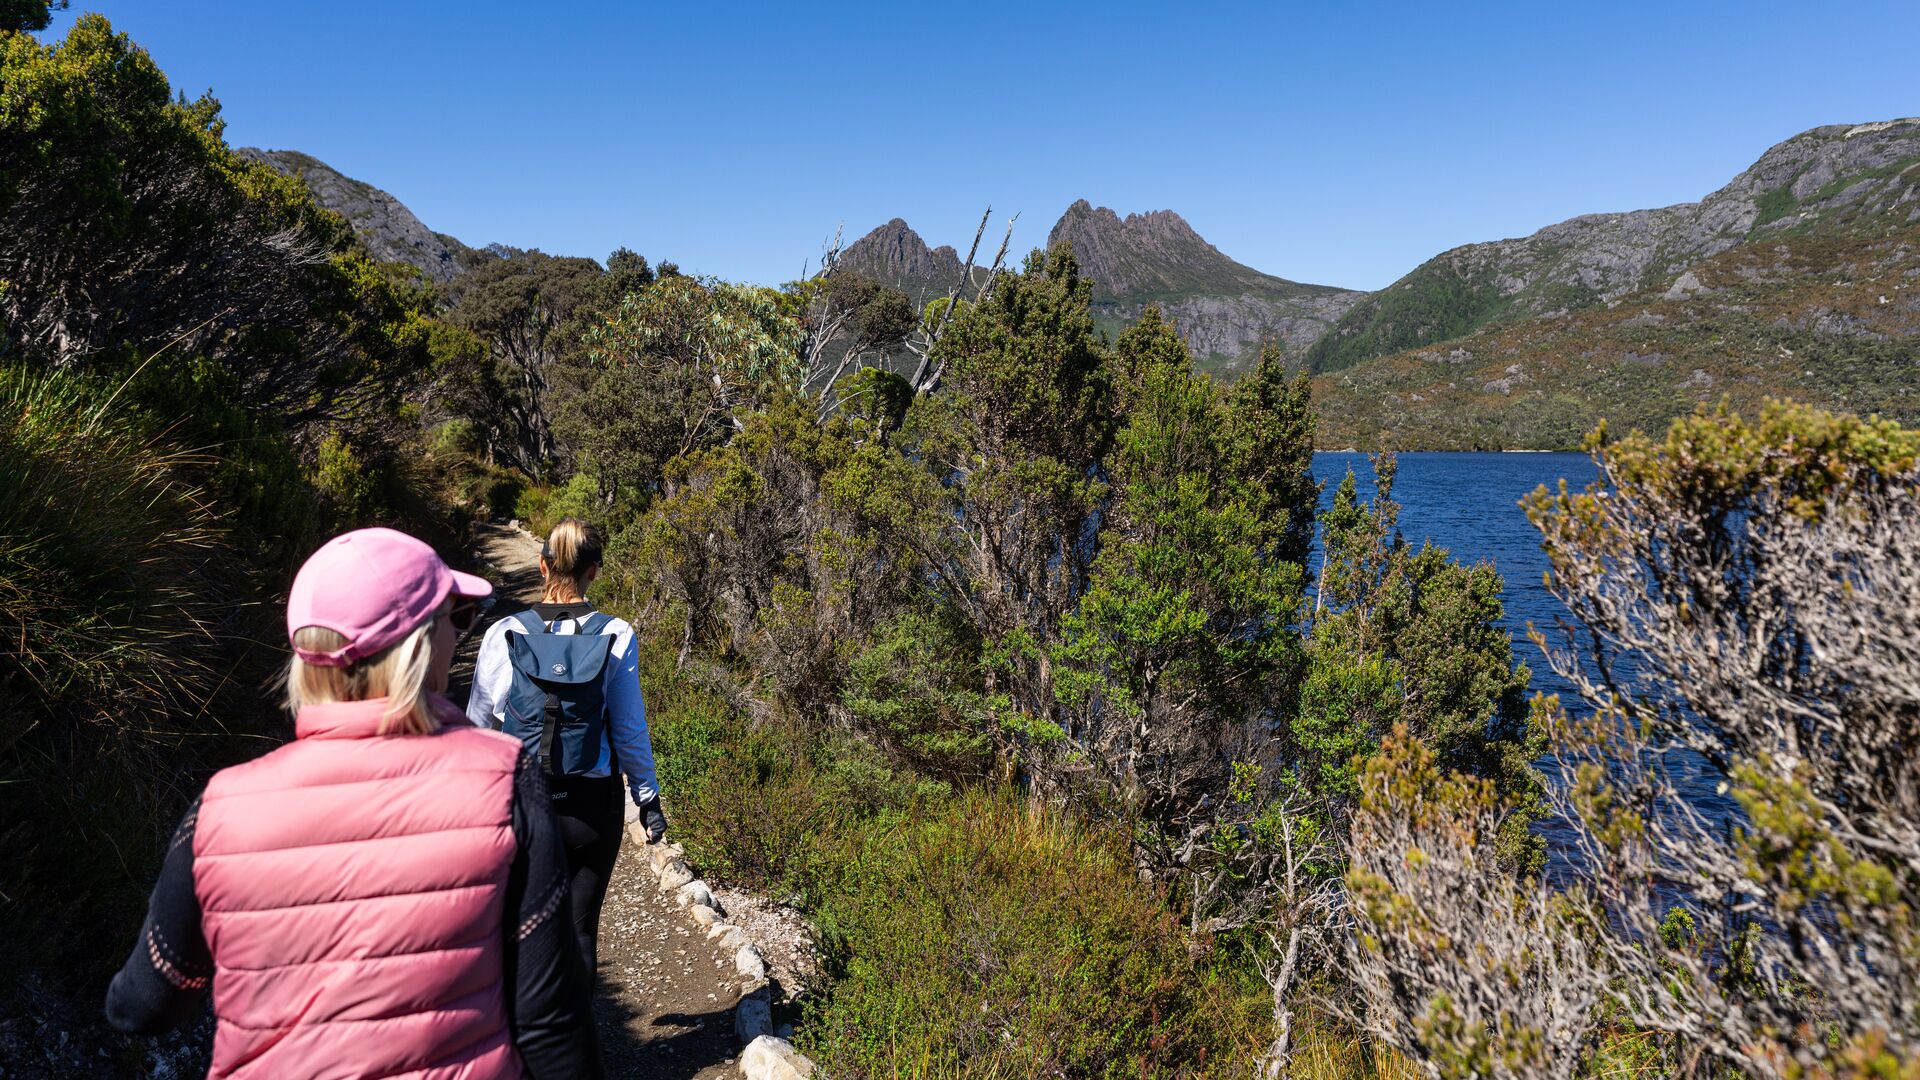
[[798, 790, 1231, 1077], [509, 472, 600, 537]]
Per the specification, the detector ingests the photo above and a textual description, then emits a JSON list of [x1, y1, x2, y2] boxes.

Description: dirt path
[[458, 522, 743, 1079]]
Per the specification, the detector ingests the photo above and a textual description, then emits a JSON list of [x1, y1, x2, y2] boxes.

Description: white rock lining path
[[629, 828, 819, 1080]]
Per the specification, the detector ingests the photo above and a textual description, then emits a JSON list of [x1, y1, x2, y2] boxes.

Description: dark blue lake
[[1311, 451, 1593, 704], [1311, 451, 1733, 870]]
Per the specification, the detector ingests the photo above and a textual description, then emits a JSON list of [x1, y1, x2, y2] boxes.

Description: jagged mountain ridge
[[841, 207, 1367, 373], [238, 148, 489, 284], [1047, 200, 1366, 369], [1305, 118, 1920, 373], [834, 218, 988, 307]]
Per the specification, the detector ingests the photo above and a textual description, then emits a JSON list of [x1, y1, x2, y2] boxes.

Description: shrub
[[509, 472, 602, 538], [677, 725, 831, 894], [1527, 401, 1920, 1075], [545, 472, 603, 528], [797, 789, 1228, 1078]]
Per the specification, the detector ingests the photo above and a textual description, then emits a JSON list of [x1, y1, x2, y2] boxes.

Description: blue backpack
[[502, 609, 617, 776]]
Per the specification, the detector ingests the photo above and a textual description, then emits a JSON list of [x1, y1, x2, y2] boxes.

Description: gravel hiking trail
[[456, 522, 742, 1078]]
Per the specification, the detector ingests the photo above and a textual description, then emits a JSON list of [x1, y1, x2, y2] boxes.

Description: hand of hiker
[[640, 797, 668, 844]]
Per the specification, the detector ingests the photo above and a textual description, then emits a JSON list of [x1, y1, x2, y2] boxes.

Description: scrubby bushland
[[1347, 402, 1920, 1078], [0, 365, 272, 1040], [564, 244, 1546, 1072], [629, 633, 1276, 1075], [0, 16, 471, 427], [1343, 727, 1598, 1079]]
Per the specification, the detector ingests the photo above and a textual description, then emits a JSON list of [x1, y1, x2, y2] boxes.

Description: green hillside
[[1312, 211, 1920, 449], [1305, 119, 1920, 373]]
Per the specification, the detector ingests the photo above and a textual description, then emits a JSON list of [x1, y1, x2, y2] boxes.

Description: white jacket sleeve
[[465, 620, 513, 728], [603, 620, 659, 805]]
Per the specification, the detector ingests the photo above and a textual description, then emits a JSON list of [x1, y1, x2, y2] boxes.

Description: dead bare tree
[[1175, 781, 1342, 1077], [904, 207, 1017, 396]]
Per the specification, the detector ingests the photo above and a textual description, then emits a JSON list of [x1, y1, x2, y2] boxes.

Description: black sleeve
[[504, 751, 604, 1080], [104, 799, 212, 1034]]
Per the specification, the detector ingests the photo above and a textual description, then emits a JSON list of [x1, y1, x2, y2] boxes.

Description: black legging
[[547, 773, 623, 980]]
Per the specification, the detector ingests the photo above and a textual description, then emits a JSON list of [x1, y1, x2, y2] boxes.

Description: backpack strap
[[509, 609, 561, 772], [578, 611, 615, 637]]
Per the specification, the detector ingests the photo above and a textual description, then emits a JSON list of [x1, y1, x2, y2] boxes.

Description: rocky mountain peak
[[1047, 201, 1234, 298], [836, 218, 969, 305]]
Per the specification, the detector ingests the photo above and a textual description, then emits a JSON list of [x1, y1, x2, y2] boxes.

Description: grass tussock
[[0, 364, 281, 992]]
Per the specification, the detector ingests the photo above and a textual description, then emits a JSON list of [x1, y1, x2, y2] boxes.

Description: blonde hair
[[540, 517, 604, 603], [285, 617, 441, 736]]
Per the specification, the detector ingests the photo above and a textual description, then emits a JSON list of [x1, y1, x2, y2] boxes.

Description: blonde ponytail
[[540, 517, 604, 602]]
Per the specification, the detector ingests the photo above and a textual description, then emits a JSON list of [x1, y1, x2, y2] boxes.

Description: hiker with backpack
[[104, 527, 603, 1079], [466, 517, 665, 979]]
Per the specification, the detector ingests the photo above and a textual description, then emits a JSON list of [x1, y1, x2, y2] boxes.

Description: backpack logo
[[551, 663, 567, 675]]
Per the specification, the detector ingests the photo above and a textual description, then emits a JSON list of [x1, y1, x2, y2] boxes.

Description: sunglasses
[[448, 597, 482, 636]]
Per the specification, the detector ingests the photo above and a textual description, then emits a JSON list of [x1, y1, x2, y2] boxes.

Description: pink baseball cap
[[287, 527, 492, 667]]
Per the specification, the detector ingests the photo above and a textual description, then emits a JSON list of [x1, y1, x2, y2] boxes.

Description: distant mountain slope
[[1305, 119, 1920, 373], [238, 148, 488, 283], [836, 218, 989, 307], [1311, 211, 1920, 450], [1047, 200, 1365, 373]]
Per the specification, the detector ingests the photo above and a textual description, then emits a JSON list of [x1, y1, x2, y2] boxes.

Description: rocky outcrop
[[1092, 290, 1367, 370], [836, 218, 985, 306], [1306, 118, 1920, 371], [238, 148, 486, 284], [841, 207, 1366, 372], [1048, 200, 1367, 368]]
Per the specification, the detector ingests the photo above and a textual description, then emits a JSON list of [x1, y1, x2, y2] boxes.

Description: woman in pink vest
[[105, 527, 603, 1079]]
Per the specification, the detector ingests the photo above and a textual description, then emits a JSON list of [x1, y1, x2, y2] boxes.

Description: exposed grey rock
[[837, 218, 987, 307], [1089, 288, 1365, 367], [842, 206, 1367, 372], [734, 944, 768, 982], [1049, 199, 1367, 367], [656, 860, 695, 893], [1665, 271, 1710, 300], [740, 1035, 815, 1080], [674, 879, 718, 911], [237, 149, 486, 283], [735, 994, 775, 1046], [648, 840, 687, 872]]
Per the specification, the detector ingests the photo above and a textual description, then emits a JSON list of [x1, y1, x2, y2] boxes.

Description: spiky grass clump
[[0, 363, 252, 989], [0, 365, 228, 740]]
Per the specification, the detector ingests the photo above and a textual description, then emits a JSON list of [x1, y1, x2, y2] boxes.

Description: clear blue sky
[[41, 1, 1920, 290]]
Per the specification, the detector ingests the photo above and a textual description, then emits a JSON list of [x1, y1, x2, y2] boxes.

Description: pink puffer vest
[[193, 696, 527, 1079]]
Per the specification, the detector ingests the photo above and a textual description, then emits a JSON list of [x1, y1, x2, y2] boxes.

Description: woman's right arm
[[104, 799, 212, 1034]]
